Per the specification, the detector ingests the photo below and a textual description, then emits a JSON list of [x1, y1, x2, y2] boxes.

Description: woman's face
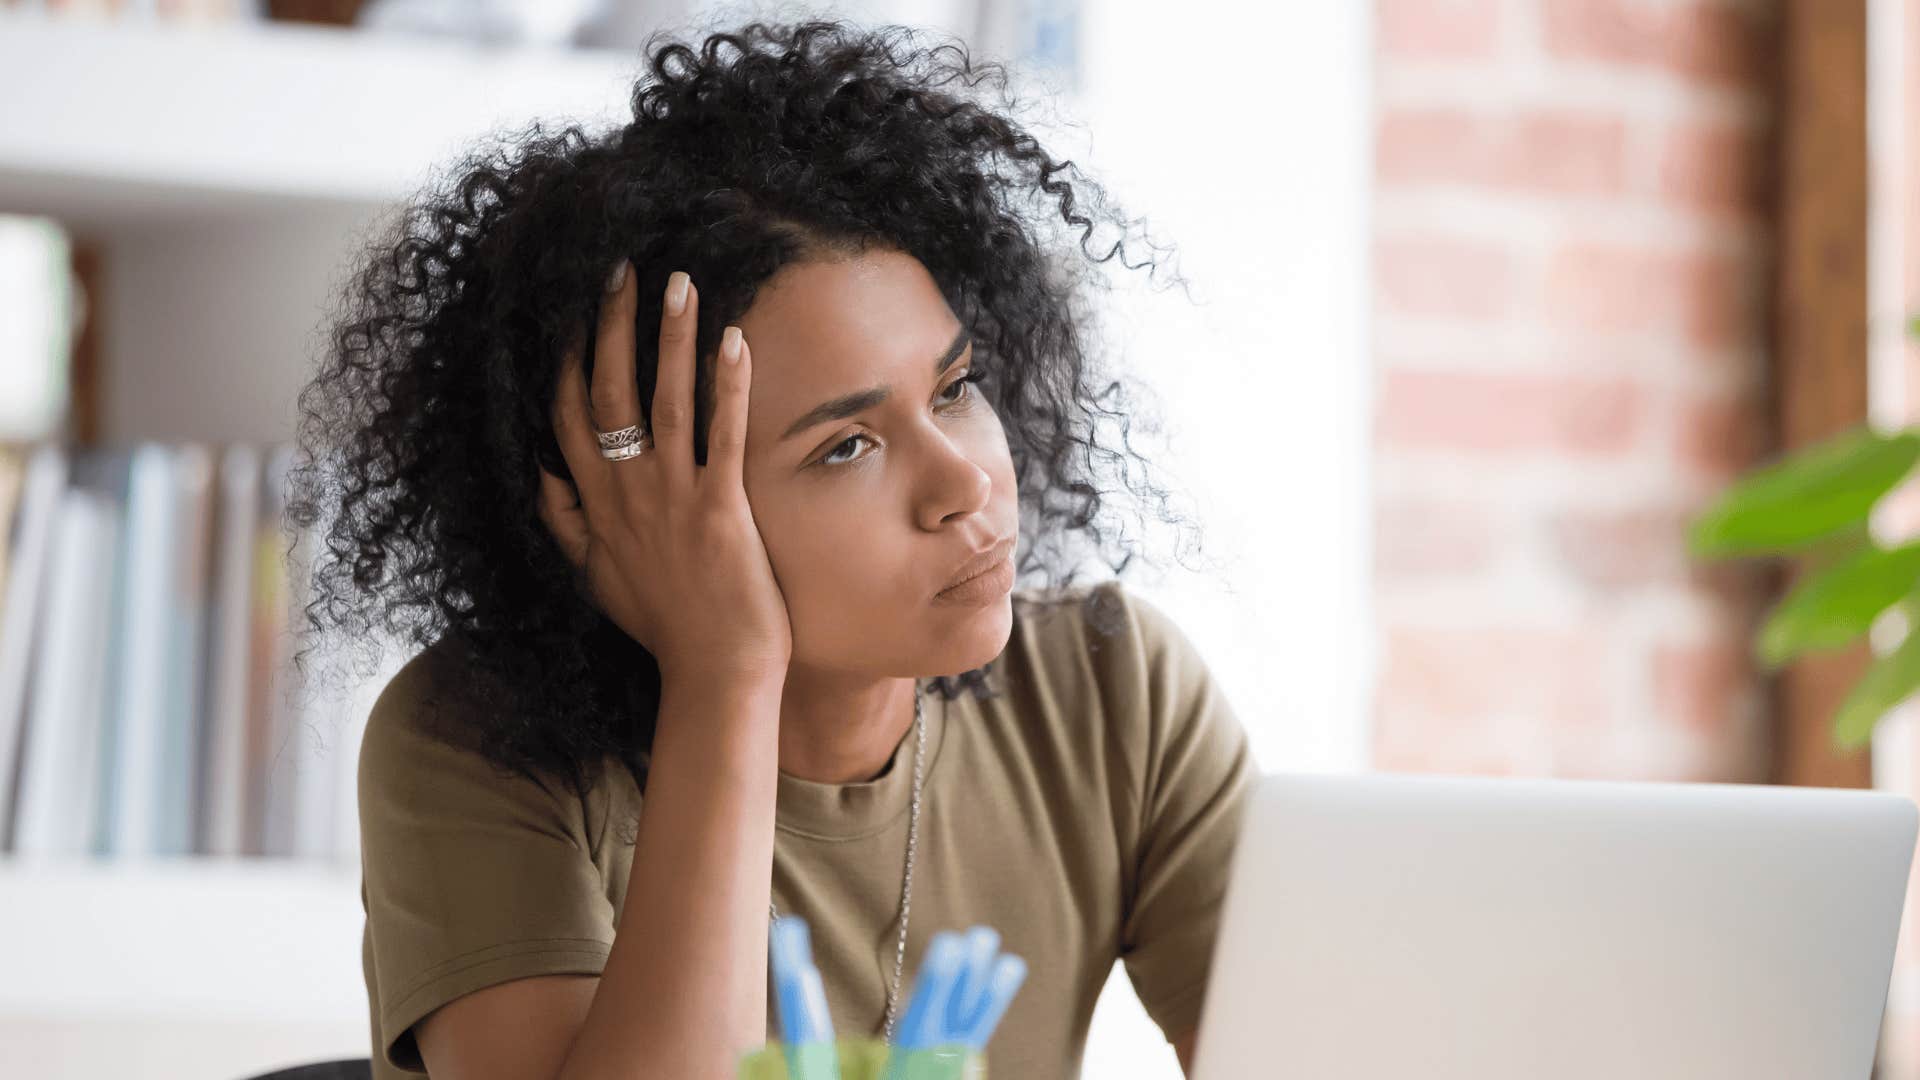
[[732, 249, 1020, 680]]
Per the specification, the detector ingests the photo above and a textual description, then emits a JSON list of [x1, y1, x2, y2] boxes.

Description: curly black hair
[[286, 15, 1207, 800]]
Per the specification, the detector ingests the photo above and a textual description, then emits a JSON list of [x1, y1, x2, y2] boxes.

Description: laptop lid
[[1191, 772, 1918, 1080]]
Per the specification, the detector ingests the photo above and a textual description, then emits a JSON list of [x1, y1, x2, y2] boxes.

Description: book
[[101, 443, 167, 856], [0, 443, 67, 850], [1, 437, 378, 864], [252, 443, 299, 857], [13, 463, 119, 858], [159, 443, 215, 854], [199, 442, 261, 856]]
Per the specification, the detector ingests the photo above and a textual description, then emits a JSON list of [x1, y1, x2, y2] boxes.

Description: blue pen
[[932, 926, 1025, 1050], [944, 926, 1000, 1035], [891, 931, 967, 1050], [769, 916, 839, 1080], [769, 919, 813, 1039], [955, 954, 1026, 1050]]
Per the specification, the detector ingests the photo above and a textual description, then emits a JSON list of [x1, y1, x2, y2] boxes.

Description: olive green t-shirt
[[358, 581, 1257, 1079]]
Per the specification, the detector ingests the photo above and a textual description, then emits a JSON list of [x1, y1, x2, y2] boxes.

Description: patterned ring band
[[601, 440, 650, 461], [596, 423, 647, 451]]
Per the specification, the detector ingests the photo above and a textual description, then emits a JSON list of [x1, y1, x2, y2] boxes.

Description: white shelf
[[0, 10, 644, 229], [0, 10, 655, 444], [0, 857, 369, 1075], [0, 856, 364, 1022]]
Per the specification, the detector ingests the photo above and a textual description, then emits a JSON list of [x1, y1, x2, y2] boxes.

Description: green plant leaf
[[1758, 543, 1920, 667], [1688, 426, 1920, 558], [1833, 628, 1920, 749], [1802, 520, 1875, 564]]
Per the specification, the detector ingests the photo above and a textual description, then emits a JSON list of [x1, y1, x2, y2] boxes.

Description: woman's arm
[[416, 675, 783, 1080]]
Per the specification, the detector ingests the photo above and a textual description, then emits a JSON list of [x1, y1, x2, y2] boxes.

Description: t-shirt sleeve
[[358, 651, 617, 1073], [1100, 584, 1259, 1045]]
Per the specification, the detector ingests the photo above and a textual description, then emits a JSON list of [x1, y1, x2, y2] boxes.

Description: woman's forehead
[[738, 253, 962, 412]]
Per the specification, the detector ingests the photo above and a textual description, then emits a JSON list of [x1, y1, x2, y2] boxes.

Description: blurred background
[[0, 0, 1915, 1077]]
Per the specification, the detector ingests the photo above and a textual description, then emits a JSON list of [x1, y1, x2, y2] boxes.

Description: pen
[[892, 930, 966, 1051], [956, 954, 1026, 1050], [946, 927, 1000, 1032], [770, 916, 840, 1080]]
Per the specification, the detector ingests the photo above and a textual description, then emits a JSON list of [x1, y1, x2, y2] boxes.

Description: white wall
[[1057, 3, 1374, 1077], [1063, 4, 1374, 778]]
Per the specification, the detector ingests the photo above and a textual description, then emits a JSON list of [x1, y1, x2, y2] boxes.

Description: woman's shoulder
[[1008, 579, 1191, 667], [999, 579, 1206, 711], [357, 638, 543, 796], [361, 639, 465, 752], [997, 579, 1245, 816], [358, 637, 592, 836]]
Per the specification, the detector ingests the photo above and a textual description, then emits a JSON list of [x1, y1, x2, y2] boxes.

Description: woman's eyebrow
[[777, 325, 971, 442]]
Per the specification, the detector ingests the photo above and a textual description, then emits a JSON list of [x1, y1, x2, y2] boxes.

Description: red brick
[[1541, 0, 1773, 88], [1652, 639, 1750, 735], [1378, 0, 1504, 61], [1378, 369, 1649, 456], [1376, 624, 1613, 730], [1674, 387, 1766, 483], [1373, 741, 1527, 777], [1544, 244, 1755, 348], [1376, 108, 1482, 186], [1512, 111, 1633, 195], [1548, 506, 1692, 588], [1541, 0, 1663, 67], [1374, 498, 1501, 578], [1375, 234, 1516, 319], [1662, 2, 1776, 86], [1656, 120, 1771, 216], [1372, 704, 1532, 776], [1377, 107, 1629, 196]]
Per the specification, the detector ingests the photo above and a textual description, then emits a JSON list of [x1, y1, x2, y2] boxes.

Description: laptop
[[1189, 772, 1920, 1080]]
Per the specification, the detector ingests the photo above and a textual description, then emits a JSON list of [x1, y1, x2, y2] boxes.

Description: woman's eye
[[816, 371, 984, 468], [820, 434, 871, 466], [940, 370, 983, 406]]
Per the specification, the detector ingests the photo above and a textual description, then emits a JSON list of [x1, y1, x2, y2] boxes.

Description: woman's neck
[[775, 670, 920, 784]]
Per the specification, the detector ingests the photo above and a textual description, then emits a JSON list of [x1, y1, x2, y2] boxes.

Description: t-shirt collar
[[774, 686, 951, 841]]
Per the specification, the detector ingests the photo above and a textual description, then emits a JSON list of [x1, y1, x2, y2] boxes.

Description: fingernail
[[722, 325, 742, 363], [665, 270, 690, 315], [603, 258, 628, 294]]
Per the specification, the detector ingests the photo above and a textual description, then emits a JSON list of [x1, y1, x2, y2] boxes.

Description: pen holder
[[737, 1038, 986, 1080]]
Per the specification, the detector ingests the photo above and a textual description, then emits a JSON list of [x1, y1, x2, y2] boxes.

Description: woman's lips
[[933, 551, 1015, 604]]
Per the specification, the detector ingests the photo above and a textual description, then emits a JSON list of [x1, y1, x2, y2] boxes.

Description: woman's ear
[[535, 464, 589, 571]]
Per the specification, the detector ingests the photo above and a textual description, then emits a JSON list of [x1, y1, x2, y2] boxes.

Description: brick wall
[[1370, 0, 1779, 780]]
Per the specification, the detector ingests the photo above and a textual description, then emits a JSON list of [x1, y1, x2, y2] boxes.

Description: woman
[[291, 18, 1255, 1080]]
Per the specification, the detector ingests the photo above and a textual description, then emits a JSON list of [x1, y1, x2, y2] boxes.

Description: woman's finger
[[535, 462, 588, 568], [704, 327, 751, 493], [652, 269, 698, 484], [590, 258, 644, 451], [548, 329, 613, 518]]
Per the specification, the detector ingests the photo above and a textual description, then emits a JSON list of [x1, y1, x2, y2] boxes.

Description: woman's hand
[[538, 260, 793, 687]]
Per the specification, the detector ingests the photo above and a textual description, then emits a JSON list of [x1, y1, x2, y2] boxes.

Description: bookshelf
[[0, 7, 641, 446], [0, 10, 645, 1077]]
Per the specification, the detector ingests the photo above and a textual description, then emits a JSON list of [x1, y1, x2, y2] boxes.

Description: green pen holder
[[737, 1038, 986, 1080]]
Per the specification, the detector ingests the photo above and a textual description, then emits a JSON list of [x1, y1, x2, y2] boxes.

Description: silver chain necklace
[[768, 679, 927, 1043]]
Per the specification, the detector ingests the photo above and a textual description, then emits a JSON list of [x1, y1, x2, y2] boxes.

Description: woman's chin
[[932, 599, 1014, 672]]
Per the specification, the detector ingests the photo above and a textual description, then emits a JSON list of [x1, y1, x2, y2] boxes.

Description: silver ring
[[596, 423, 646, 451], [601, 440, 650, 461]]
